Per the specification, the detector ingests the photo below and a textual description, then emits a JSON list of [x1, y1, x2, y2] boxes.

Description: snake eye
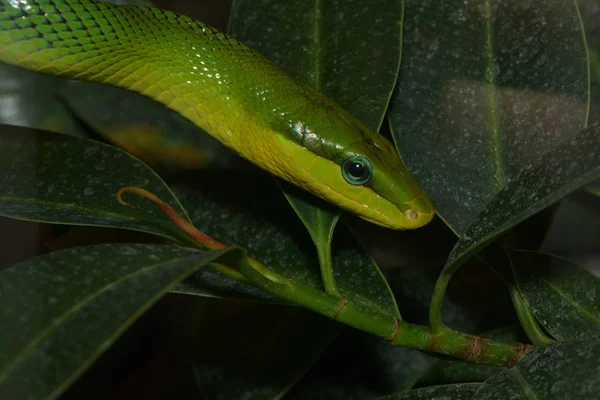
[[342, 156, 373, 185]]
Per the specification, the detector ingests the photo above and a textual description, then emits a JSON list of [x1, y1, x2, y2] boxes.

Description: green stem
[[121, 186, 534, 367], [316, 240, 339, 295], [429, 268, 453, 332], [237, 257, 532, 366], [508, 283, 554, 346]]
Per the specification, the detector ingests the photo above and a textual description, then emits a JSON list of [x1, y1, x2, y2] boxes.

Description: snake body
[[0, 0, 434, 229]]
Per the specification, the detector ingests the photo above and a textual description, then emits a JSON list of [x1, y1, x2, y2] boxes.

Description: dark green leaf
[[229, 0, 403, 130], [472, 340, 600, 399], [192, 301, 342, 400], [441, 121, 600, 283], [59, 80, 242, 172], [378, 383, 481, 400], [0, 243, 242, 400], [0, 65, 87, 138], [508, 248, 600, 340], [42, 224, 278, 303], [277, 180, 342, 296], [0, 125, 194, 245], [169, 169, 400, 317], [389, 0, 589, 234]]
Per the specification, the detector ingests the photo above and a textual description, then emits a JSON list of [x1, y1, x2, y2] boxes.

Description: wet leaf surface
[[508, 248, 600, 340], [0, 126, 194, 246], [0, 243, 242, 400], [472, 340, 600, 399], [442, 121, 600, 280], [389, 0, 589, 234]]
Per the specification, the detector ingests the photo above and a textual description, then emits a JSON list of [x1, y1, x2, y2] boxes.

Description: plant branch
[[118, 186, 535, 367]]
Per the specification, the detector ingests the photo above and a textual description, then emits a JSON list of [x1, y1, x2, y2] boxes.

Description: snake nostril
[[406, 209, 418, 220]]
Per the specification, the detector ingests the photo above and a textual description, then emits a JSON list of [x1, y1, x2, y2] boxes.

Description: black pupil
[[348, 162, 365, 178]]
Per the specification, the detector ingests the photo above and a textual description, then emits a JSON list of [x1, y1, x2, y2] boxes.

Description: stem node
[[332, 296, 349, 320], [385, 317, 400, 342]]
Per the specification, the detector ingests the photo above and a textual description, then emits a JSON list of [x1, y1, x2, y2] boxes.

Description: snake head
[[279, 97, 436, 230]]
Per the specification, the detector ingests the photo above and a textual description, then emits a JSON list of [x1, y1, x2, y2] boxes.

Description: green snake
[[0, 0, 435, 230]]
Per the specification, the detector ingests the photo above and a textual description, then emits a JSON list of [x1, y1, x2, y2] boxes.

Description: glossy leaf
[[229, 0, 403, 130], [168, 169, 400, 317], [378, 383, 480, 400], [59, 80, 241, 173], [508, 248, 600, 340], [389, 0, 589, 234], [441, 121, 600, 283], [277, 180, 342, 295], [192, 301, 342, 400], [472, 340, 600, 399], [0, 65, 86, 138], [0, 243, 242, 400], [0, 126, 194, 245], [43, 224, 278, 303], [228, 0, 403, 295]]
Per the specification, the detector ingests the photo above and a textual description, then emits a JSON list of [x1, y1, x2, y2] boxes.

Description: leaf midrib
[[483, 0, 506, 191], [541, 277, 600, 328], [510, 367, 540, 400]]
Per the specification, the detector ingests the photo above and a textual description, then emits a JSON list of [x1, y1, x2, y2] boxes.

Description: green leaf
[[389, 0, 589, 235], [472, 340, 600, 399], [378, 383, 481, 400], [59, 80, 242, 172], [277, 180, 342, 295], [508, 248, 600, 340], [0, 65, 87, 138], [228, 0, 403, 296], [441, 120, 600, 291], [228, 0, 403, 130], [0, 125, 194, 245], [169, 169, 400, 317], [0, 243, 243, 400], [192, 301, 342, 400]]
